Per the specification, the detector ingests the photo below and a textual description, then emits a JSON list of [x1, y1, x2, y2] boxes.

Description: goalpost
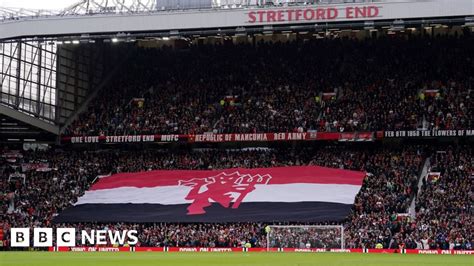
[[266, 225, 345, 250]]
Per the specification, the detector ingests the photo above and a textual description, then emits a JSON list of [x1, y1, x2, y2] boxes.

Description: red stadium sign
[[61, 131, 375, 144], [248, 6, 379, 24], [47, 247, 474, 255], [61, 129, 474, 145], [168, 247, 243, 252], [53, 247, 131, 252]]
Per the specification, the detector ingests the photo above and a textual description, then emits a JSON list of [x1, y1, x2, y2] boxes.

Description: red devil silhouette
[[179, 172, 272, 215]]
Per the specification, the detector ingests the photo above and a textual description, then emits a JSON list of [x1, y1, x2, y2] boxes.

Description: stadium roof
[[1, 1, 387, 21], [0, 113, 57, 143], [1, 0, 472, 41]]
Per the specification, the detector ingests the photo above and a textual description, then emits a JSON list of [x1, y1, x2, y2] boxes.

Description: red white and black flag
[[55, 166, 365, 223]]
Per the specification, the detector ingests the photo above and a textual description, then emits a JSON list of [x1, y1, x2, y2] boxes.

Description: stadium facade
[[0, 0, 473, 254], [1, 0, 473, 144]]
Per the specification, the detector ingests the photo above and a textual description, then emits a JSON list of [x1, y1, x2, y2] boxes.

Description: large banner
[[62, 132, 320, 144], [55, 166, 365, 223], [61, 131, 376, 144], [383, 129, 474, 138], [21, 163, 50, 172], [61, 129, 474, 145]]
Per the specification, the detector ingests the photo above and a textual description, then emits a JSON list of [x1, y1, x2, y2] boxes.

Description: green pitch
[[1, 252, 472, 266]]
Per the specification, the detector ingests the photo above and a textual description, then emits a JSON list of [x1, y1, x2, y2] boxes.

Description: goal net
[[266, 225, 344, 250]]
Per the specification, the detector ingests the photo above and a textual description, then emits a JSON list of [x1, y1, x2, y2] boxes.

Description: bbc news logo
[[11, 228, 138, 247]]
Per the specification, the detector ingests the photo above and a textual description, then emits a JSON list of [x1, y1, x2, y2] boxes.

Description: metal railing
[[0, 0, 384, 22]]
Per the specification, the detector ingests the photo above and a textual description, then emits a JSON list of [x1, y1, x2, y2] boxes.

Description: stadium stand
[[1, 2, 473, 266], [2, 145, 471, 249], [65, 35, 473, 136], [1, 10, 473, 255], [413, 147, 473, 250]]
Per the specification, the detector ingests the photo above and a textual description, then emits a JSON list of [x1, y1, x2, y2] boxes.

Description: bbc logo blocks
[[11, 228, 30, 247], [10, 228, 137, 247], [10, 228, 75, 247]]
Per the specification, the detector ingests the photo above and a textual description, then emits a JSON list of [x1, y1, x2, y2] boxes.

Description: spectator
[[65, 35, 473, 136]]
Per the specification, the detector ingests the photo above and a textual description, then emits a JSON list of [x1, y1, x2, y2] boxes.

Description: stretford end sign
[[247, 6, 379, 23], [2, 0, 473, 40]]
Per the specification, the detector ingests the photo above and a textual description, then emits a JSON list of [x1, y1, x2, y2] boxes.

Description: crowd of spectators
[[411, 147, 473, 250], [4, 144, 469, 250], [268, 226, 343, 249], [65, 34, 473, 136]]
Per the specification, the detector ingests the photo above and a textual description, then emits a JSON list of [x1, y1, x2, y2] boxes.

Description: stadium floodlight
[[429, 23, 448, 28], [263, 26, 273, 34], [266, 225, 345, 251], [390, 19, 405, 31], [235, 27, 246, 37], [111, 38, 119, 43], [465, 17, 474, 26], [162, 37, 170, 41], [72, 40, 80, 44], [313, 24, 323, 30], [64, 40, 72, 44], [364, 21, 374, 30]]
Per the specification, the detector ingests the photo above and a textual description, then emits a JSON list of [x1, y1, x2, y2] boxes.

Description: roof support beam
[[59, 51, 128, 134], [0, 104, 59, 135]]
